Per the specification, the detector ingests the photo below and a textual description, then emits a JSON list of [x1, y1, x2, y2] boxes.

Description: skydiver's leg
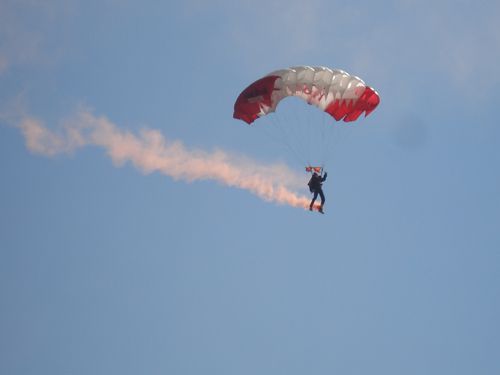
[[318, 189, 325, 213], [310, 191, 319, 210], [319, 189, 325, 206]]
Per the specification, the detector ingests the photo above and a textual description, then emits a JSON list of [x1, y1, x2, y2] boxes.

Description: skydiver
[[308, 171, 327, 213]]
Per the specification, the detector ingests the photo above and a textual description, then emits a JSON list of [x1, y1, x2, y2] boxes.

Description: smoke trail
[[17, 110, 315, 209]]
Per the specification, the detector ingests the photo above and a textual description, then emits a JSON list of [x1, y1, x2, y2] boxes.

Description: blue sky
[[1, 1, 500, 374]]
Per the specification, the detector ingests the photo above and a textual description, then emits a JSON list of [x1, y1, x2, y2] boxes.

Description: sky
[[1, 1, 500, 374]]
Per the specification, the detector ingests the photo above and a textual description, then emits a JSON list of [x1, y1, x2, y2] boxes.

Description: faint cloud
[[181, 0, 325, 69], [184, 0, 500, 100], [390, 114, 429, 151], [0, 0, 76, 74], [348, 1, 500, 97]]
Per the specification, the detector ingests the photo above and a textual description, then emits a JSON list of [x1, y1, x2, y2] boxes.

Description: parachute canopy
[[233, 66, 380, 124]]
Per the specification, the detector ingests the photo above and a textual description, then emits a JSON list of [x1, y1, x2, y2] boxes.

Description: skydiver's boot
[[319, 205, 324, 214], [309, 204, 313, 211]]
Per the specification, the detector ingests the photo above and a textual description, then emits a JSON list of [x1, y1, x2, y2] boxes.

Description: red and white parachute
[[233, 66, 380, 124], [233, 66, 380, 170]]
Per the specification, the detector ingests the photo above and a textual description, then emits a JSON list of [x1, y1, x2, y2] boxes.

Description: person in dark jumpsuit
[[308, 171, 327, 213]]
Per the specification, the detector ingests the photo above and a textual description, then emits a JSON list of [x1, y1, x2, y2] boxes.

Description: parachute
[[233, 66, 380, 170], [233, 66, 380, 125]]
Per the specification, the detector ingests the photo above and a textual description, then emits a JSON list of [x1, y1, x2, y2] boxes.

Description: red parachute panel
[[325, 86, 380, 122], [233, 76, 280, 124]]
